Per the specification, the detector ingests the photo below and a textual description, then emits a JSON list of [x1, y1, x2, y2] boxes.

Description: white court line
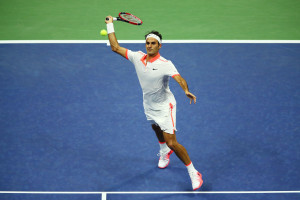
[[0, 40, 300, 44], [1, 190, 300, 200], [102, 192, 107, 200], [0, 191, 300, 194]]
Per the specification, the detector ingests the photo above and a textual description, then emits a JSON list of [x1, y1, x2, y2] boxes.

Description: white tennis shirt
[[126, 49, 180, 111]]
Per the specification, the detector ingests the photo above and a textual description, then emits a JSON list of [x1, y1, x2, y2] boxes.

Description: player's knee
[[166, 140, 178, 150]]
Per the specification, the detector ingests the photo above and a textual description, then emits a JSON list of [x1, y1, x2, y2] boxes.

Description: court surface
[[0, 42, 299, 199]]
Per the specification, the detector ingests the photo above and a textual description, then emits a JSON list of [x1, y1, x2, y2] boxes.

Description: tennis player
[[105, 16, 203, 190]]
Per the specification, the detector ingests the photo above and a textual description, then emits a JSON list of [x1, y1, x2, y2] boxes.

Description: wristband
[[106, 23, 115, 34]]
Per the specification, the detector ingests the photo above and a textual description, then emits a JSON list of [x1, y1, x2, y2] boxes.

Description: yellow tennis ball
[[100, 29, 107, 36]]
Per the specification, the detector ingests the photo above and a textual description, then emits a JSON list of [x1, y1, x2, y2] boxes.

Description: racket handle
[[105, 17, 117, 21]]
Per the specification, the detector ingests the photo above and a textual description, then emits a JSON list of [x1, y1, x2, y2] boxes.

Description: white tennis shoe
[[188, 171, 203, 190], [157, 149, 174, 169]]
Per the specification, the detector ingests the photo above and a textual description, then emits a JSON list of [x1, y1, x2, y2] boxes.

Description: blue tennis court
[[0, 42, 299, 200]]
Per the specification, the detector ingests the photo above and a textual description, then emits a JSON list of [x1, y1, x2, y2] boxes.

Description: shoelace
[[157, 151, 169, 161], [189, 171, 200, 182]]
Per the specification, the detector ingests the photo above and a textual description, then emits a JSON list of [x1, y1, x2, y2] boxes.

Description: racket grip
[[105, 17, 117, 21]]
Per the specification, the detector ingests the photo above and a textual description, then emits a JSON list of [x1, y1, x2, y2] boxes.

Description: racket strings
[[120, 14, 142, 23]]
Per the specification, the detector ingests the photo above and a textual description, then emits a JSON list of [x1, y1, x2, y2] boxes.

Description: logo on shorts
[[152, 68, 158, 70]]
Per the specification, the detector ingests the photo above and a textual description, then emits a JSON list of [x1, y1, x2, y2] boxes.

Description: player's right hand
[[105, 16, 113, 24]]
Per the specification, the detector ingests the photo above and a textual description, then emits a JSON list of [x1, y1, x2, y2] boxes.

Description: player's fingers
[[105, 16, 112, 23]]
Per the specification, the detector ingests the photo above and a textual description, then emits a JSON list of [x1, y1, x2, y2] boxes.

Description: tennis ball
[[100, 29, 107, 36]]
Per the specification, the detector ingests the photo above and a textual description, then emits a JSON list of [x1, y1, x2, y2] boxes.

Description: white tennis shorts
[[145, 103, 177, 134]]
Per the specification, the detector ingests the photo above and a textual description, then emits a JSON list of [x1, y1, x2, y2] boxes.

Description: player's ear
[[159, 43, 162, 49]]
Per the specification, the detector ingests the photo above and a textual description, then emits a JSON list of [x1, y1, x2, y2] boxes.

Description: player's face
[[146, 38, 161, 56]]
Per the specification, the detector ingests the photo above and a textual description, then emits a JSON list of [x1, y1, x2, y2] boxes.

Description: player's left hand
[[185, 91, 196, 104], [105, 16, 113, 24]]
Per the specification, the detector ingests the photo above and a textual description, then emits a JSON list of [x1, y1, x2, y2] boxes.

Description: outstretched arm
[[105, 16, 127, 58], [173, 75, 196, 104]]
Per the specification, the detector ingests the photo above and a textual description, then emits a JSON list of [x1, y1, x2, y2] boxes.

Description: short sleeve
[[126, 49, 146, 65], [166, 61, 180, 77], [126, 49, 133, 62]]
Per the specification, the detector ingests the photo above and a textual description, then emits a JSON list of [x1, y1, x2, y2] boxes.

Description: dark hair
[[145, 30, 162, 41]]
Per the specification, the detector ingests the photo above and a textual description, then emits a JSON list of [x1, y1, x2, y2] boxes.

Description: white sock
[[159, 142, 170, 152], [186, 162, 197, 174]]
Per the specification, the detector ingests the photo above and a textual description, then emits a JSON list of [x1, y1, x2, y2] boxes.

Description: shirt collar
[[141, 53, 161, 63]]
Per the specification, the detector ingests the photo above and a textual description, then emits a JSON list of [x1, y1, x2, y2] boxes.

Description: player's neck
[[146, 52, 159, 62]]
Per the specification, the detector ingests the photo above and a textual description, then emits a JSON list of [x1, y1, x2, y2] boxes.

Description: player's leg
[[151, 124, 165, 143], [162, 132, 191, 165], [163, 131, 203, 190], [152, 124, 173, 169]]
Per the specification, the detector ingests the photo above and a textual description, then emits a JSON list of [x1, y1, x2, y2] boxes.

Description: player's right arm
[[105, 16, 127, 59]]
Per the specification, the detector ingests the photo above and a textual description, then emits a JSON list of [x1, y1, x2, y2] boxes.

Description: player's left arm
[[173, 75, 196, 104]]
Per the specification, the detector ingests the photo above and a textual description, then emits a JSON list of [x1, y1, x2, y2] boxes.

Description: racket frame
[[112, 12, 143, 25]]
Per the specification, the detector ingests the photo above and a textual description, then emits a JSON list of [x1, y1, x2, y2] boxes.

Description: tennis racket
[[106, 12, 143, 25]]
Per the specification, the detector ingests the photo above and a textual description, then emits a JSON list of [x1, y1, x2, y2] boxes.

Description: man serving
[[105, 16, 203, 190]]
